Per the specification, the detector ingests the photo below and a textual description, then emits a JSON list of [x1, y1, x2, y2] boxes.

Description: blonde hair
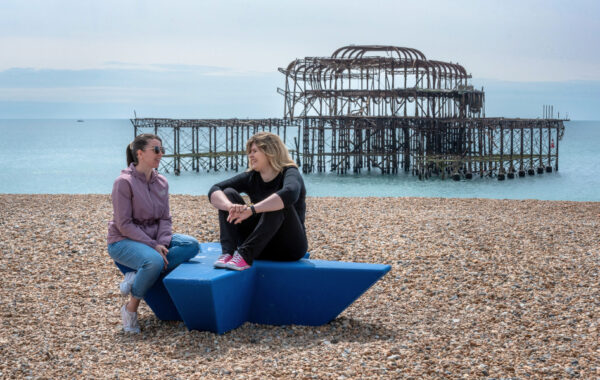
[[246, 132, 297, 172]]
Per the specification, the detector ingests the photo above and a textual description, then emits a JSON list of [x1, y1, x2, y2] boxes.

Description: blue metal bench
[[116, 242, 391, 334]]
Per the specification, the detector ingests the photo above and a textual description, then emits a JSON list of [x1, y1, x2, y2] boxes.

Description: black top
[[208, 166, 306, 227]]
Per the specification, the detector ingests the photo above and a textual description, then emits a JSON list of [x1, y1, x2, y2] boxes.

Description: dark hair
[[126, 134, 162, 166]]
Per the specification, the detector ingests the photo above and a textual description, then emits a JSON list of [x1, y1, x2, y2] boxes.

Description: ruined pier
[[132, 45, 566, 180]]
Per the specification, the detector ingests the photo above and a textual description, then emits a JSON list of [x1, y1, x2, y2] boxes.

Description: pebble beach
[[1, 194, 599, 379]]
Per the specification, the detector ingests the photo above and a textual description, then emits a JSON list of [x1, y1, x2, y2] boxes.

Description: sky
[[1, 0, 599, 119]]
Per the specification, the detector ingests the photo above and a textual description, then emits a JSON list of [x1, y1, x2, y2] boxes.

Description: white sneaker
[[120, 304, 141, 333], [119, 271, 136, 295]]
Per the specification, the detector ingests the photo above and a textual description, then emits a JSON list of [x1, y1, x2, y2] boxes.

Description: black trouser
[[218, 188, 308, 265]]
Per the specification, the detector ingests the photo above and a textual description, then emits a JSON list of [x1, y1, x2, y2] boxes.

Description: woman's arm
[[228, 168, 302, 224], [208, 172, 252, 211], [208, 172, 250, 210], [227, 193, 285, 224], [209, 190, 235, 211], [211, 190, 285, 213], [254, 193, 284, 213], [112, 178, 158, 248], [275, 167, 303, 206], [156, 181, 173, 247]]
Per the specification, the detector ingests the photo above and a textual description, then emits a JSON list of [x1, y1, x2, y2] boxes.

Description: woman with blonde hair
[[208, 131, 307, 270]]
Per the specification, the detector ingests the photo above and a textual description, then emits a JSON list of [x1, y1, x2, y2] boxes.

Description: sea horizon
[[1, 119, 599, 201]]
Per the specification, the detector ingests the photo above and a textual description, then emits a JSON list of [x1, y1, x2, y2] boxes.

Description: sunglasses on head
[[146, 146, 165, 154]]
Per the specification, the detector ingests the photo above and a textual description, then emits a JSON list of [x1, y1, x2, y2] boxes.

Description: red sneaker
[[225, 252, 250, 271], [214, 253, 233, 269]]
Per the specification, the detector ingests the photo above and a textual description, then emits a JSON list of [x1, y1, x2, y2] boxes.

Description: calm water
[[0, 119, 598, 201]]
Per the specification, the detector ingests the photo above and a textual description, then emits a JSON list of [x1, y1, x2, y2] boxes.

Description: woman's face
[[137, 138, 164, 169], [248, 143, 270, 172]]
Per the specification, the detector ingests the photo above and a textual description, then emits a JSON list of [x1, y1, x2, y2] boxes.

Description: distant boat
[[76, 119, 84, 122]]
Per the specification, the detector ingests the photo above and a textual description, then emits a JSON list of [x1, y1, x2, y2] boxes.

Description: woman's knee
[[289, 238, 308, 260], [142, 253, 164, 274], [223, 187, 244, 203], [165, 235, 199, 269], [188, 238, 200, 257], [172, 234, 198, 248], [174, 234, 200, 259]]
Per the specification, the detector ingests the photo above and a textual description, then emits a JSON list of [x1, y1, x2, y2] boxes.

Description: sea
[[0, 119, 598, 201]]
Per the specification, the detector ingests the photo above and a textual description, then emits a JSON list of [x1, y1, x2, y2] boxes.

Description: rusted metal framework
[[297, 116, 563, 179], [132, 118, 299, 174], [279, 45, 565, 179], [279, 45, 484, 119], [132, 45, 566, 180]]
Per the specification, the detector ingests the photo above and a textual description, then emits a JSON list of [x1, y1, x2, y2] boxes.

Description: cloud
[[0, 86, 167, 103], [0, 64, 284, 118], [0, 60, 598, 120]]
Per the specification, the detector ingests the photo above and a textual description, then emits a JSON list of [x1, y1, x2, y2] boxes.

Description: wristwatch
[[250, 205, 257, 216]]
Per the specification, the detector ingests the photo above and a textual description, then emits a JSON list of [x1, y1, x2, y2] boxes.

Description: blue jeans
[[108, 234, 199, 299]]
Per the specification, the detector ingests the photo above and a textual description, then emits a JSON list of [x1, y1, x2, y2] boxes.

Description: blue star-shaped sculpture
[[116, 243, 390, 334]]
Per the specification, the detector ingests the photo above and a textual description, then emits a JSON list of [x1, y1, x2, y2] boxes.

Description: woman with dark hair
[[108, 133, 199, 333], [208, 131, 308, 271]]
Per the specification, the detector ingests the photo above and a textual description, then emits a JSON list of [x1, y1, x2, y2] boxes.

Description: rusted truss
[[131, 118, 299, 174], [299, 116, 564, 179], [278, 45, 484, 119], [132, 116, 564, 180]]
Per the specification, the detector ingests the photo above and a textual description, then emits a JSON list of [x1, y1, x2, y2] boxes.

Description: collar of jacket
[[126, 163, 158, 184]]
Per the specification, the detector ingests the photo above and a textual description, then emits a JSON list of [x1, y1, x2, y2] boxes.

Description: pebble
[[0, 194, 598, 378]]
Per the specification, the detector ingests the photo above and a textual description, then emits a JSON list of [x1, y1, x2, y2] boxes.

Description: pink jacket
[[107, 163, 172, 248]]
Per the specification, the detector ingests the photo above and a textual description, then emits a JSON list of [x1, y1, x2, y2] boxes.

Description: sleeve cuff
[[157, 237, 172, 247]]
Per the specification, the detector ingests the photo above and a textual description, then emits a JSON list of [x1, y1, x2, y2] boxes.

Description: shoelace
[[230, 254, 244, 265]]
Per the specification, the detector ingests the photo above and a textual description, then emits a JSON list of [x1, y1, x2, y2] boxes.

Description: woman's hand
[[226, 203, 245, 223], [228, 203, 246, 215], [225, 194, 286, 224], [155, 244, 169, 269], [227, 205, 252, 224]]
